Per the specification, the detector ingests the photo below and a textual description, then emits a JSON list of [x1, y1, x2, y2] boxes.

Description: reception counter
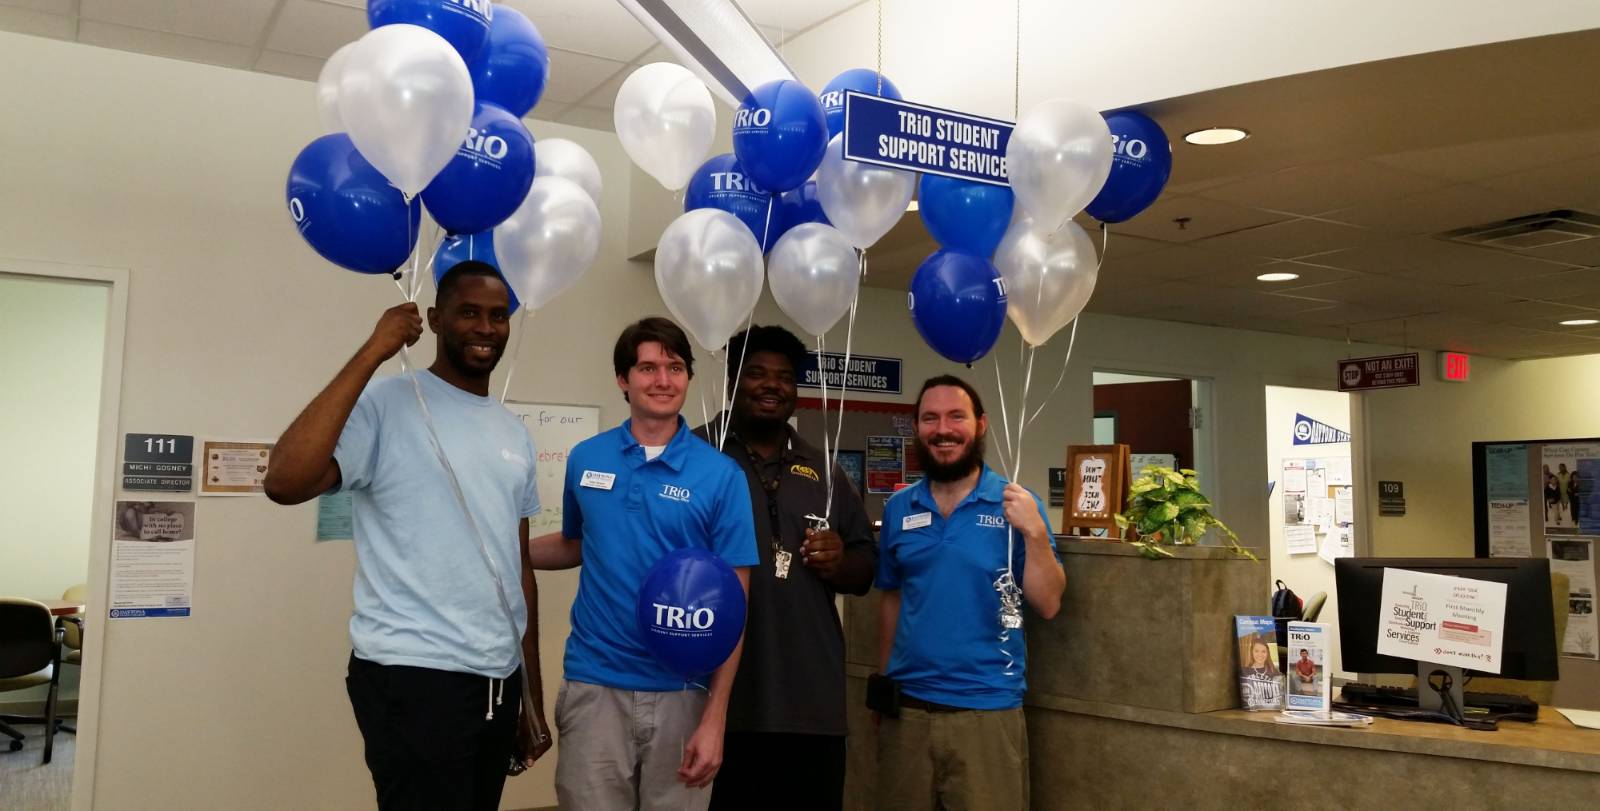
[[840, 539, 1600, 809]]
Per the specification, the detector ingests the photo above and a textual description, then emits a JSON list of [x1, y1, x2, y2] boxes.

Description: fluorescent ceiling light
[[1256, 271, 1300, 282], [1558, 318, 1599, 326], [907, 200, 919, 211], [1184, 127, 1250, 146]]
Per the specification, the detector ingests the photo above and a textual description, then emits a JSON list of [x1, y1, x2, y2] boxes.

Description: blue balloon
[[1085, 110, 1172, 224], [908, 251, 1007, 364], [918, 174, 1014, 256], [469, 5, 548, 117], [635, 548, 747, 680], [368, 0, 492, 63], [819, 68, 902, 139], [431, 231, 520, 313], [286, 134, 421, 275], [773, 181, 830, 245], [684, 153, 778, 251], [732, 80, 828, 193], [420, 103, 535, 235]]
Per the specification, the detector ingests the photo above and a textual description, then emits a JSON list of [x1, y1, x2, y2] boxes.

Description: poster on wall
[[316, 491, 354, 541], [109, 500, 195, 619], [837, 450, 865, 496], [1581, 458, 1600, 537], [866, 436, 904, 494], [1282, 460, 1307, 494], [1285, 525, 1317, 555], [1485, 444, 1529, 501], [1487, 500, 1533, 558], [1548, 538, 1598, 659], [1540, 444, 1600, 533], [1284, 493, 1307, 525], [199, 439, 274, 496]]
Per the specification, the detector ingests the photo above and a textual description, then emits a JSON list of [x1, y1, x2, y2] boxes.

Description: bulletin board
[[1471, 437, 1600, 708], [504, 402, 602, 536], [794, 397, 916, 524]]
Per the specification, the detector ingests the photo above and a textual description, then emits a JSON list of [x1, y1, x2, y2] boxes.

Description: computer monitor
[[1335, 557, 1558, 680], [1336, 557, 1558, 719]]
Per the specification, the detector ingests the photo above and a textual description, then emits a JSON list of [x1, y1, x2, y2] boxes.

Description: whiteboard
[[504, 402, 602, 536]]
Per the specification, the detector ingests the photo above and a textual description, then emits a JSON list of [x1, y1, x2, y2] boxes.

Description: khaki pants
[[876, 706, 1029, 811], [553, 679, 711, 811]]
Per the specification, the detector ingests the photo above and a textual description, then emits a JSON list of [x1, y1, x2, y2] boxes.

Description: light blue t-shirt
[[876, 466, 1056, 710], [333, 371, 539, 678], [561, 418, 759, 691]]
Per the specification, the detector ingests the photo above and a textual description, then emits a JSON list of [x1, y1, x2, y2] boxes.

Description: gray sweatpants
[[554, 679, 712, 811]]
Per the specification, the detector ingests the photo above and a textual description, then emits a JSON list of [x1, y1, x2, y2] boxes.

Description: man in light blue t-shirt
[[873, 374, 1065, 811], [265, 263, 549, 811], [527, 316, 757, 811]]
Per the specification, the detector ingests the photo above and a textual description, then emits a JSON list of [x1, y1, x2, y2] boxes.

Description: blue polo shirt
[[876, 466, 1056, 710], [562, 418, 759, 690]]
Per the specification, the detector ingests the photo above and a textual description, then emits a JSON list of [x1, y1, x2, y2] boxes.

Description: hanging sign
[[798, 351, 903, 394], [1337, 352, 1420, 391], [842, 92, 1013, 187]]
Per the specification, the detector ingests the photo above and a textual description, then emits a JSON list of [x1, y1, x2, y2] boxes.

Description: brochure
[[1285, 621, 1331, 712], [1235, 615, 1284, 711]]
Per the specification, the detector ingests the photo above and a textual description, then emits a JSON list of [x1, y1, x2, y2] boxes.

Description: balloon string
[[1013, 0, 1021, 120], [1023, 318, 1079, 431], [990, 352, 1016, 477], [875, 0, 883, 95], [1011, 344, 1036, 482], [825, 268, 861, 519], [760, 196, 775, 253], [717, 306, 757, 451], [498, 308, 532, 403], [817, 333, 831, 516]]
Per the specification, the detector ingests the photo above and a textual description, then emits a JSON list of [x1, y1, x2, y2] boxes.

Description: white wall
[[0, 275, 107, 601], [1264, 385, 1353, 675]]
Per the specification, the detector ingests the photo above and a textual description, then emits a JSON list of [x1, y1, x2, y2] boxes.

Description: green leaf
[[1113, 513, 1130, 529], [1162, 470, 1186, 485], [1173, 491, 1210, 509], [1153, 502, 1180, 523], [1180, 468, 1198, 476]]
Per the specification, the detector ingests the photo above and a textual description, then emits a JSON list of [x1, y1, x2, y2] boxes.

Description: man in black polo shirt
[[695, 325, 877, 811]]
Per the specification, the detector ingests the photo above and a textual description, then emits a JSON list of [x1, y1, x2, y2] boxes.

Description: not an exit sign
[[1337, 353, 1420, 392]]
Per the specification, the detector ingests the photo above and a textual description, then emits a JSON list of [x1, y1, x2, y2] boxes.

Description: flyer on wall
[[1487, 500, 1532, 558], [1540, 444, 1600, 533], [1548, 538, 1598, 659], [109, 500, 196, 618], [199, 439, 275, 496]]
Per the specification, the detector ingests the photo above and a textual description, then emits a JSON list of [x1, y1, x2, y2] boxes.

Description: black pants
[[345, 654, 521, 811], [710, 731, 846, 811]]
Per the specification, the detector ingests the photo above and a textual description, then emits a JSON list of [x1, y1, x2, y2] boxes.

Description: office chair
[[0, 597, 65, 764], [54, 583, 88, 735]]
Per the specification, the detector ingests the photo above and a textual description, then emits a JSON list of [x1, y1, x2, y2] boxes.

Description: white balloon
[[816, 134, 915, 250], [768, 223, 860, 337], [1006, 99, 1113, 234], [532, 138, 603, 204], [614, 63, 716, 191], [495, 177, 602, 311], [338, 24, 474, 197], [316, 43, 354, 134], [994, 217, 1099, 346], [654, 209, 764, 350]]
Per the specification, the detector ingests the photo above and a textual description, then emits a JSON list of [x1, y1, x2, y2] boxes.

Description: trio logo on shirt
[[500, 448, 529, 466], [789, 464, 819, 482], [658, 484, 692, 503], [977, 514, 1009, 529]]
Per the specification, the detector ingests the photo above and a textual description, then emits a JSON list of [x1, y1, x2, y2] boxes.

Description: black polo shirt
[[693, 421, 877, 736]]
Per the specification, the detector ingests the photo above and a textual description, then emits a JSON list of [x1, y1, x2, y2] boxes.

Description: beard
[[914, 429, 986, 482], [440, 333, 503, 378]]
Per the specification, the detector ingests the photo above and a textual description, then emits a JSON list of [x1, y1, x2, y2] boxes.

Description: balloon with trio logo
[[635, 548, 747, 680]]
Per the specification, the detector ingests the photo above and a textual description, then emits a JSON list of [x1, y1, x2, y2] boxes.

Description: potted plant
[[1114, 466, 1256, 561]]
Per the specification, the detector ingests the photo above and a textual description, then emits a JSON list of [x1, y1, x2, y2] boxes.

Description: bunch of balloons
[[285, 0, 602, 316]]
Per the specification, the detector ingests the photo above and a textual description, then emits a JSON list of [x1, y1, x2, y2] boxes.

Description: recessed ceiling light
[[1184, 127, 1249, 146], [906, 200, 919, 212], [1558, 318, 1599, 326], [1256, 271, 1300, 282]]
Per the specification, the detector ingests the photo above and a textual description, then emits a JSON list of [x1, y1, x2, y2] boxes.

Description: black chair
[[0, 597, 65, 764]]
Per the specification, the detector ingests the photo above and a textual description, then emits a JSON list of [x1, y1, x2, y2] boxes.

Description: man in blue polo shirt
[[526, 317, 757, 811], [874, 374, 1065, 811]]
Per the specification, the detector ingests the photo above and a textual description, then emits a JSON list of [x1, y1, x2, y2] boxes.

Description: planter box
[[1026, 539, 1267, 714]]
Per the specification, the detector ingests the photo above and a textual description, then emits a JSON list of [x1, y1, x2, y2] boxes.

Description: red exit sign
[[1439, 352, 1471, 382]]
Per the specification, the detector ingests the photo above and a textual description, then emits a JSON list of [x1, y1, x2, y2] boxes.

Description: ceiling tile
[[554, 104, 616, 132], [263, 0, 365, 59], [1319, 237, 1572, 286], [255, 49, 324, 82], [1476, 268, 1600, 300], [1474, 153, 1600, 212], [503, 0, 654, 62], [78, 19, 253, 68], [1103, 195, 1289, 244], [1321, 183, 1555, 237], [1100, 244, 1243, 282], [1194, 217, 1395, 259], [1083, 280, 1167, 316], [543, 48, 630, 106], [734, 0, 863, 32], [570, 62, 630, 110], [1195, 159, 1448, 217], [1512, 236, 1600, 269], [1371, 131, 1600, 183], [1280, 276, 1503, 310], [0, 4, 73, 39], [82, 0, 279, 47], [1191, 259, 1359, 290], [1, 1, 76, 13], [1454, 298, 1598, 325], [1293, 302, 1437, 327]]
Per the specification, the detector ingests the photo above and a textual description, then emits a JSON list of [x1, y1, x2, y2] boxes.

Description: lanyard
[[731, 431, 792, 551]]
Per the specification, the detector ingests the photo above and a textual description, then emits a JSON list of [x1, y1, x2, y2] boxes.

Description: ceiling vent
[[1439, 209, 1600, 251]]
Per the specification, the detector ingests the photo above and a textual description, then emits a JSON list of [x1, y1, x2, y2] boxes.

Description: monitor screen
[[1335, 557, 1558, 680]]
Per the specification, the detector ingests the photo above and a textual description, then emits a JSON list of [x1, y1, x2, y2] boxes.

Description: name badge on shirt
[[580, 470, 616, 490], [902, 512, 933, 531]]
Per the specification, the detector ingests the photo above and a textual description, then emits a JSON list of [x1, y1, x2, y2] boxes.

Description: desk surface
[[41, 599, 84, 617], [1028, 693, 1600, 773]]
